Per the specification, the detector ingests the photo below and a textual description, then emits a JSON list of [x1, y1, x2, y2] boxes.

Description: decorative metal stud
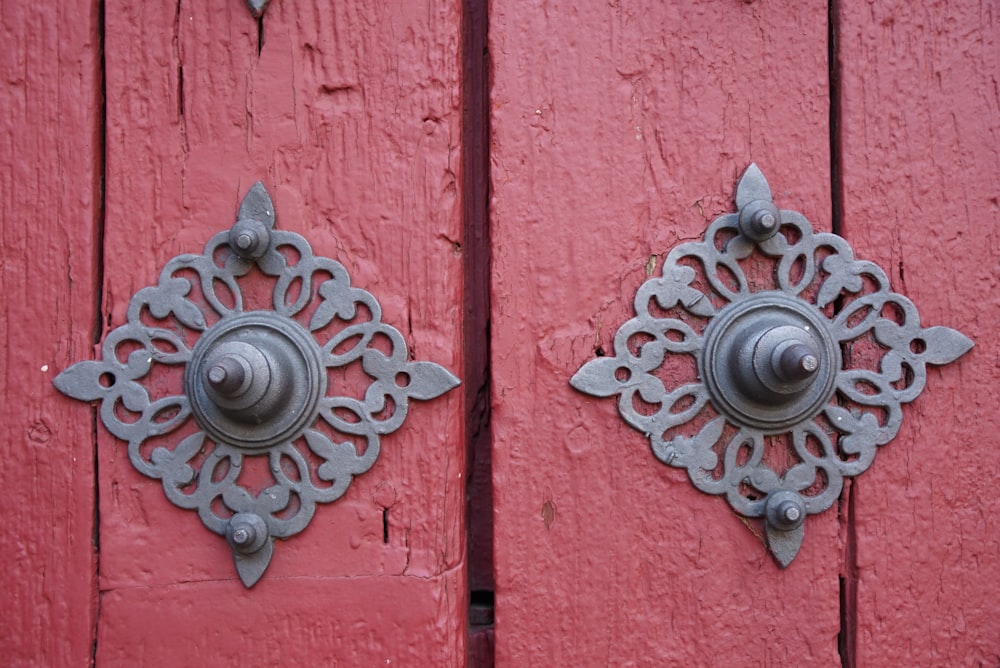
[[246, 0, 270, 18], [55, 182, 460, 586], [571, 164, 972, 567]]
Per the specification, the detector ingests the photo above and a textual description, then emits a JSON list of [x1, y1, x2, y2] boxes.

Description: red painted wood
[[836, 1, 1000, 663], [10, 1, 996, 663], [0, 2, 101, 665], [97, 575, 465, 665], [96, 0, 467, 663], [489, 1, 841, 663]]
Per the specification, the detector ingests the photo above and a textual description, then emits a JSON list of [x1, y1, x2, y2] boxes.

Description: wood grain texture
[[97, 571, 464, 665], [0, 2, 101, 665], [490, 0, 840, 663], [837, 1, 1000, 664], [97, 0, 466, 662]]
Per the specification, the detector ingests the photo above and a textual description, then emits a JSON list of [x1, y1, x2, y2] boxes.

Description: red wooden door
[[2, 4, 102, 665], [94, 2, 466, 664], [489, 0, 1000, 665], [4, 1, 469, 665], [3, 0, 999, 666]]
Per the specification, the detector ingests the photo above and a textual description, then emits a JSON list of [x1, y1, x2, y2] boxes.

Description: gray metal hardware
[[571, 164, 972, 567], [246, 0, 270, 18], [54, 182, 460, 586]]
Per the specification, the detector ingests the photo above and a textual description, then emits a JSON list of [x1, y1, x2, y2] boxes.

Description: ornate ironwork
[[55, 182, 460, 586], [571, 164, 972, 567]]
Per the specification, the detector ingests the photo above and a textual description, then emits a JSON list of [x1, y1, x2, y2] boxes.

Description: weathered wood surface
[[837, 1, 1000, 664], [7, 0, 998, 664], [489, 0, 842, 664], [0, 2, 101, 665], [97, 0, 467, 663]]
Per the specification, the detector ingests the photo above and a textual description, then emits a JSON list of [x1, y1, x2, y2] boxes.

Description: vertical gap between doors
[[828, 1, 857, 666], [828, 0, 844, 239], [256, 15, 264, 57], [838, 482, 858, 668], [462, 0, 494, 665], [91, 0, 108, 665]]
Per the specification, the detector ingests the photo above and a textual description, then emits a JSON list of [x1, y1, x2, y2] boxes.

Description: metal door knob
[[54, 182, 460, 586], [571, 164, 973, 567]]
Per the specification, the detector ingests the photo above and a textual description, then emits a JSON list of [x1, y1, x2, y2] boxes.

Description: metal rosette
[[571, 164, 972, 567], [55, 182, 460, 586]]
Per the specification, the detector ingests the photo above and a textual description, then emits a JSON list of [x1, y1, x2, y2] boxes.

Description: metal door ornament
[[246, 0, 270, 18], [54, 182, 460, 586], [571, 164, 972, 567]]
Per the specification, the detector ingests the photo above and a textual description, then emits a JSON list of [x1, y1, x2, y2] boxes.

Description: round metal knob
[[747, 326, 823, 397], [774, 343, 819, 383], [229, 218, 271, 260], [776, 501, 801, 524], [765, 490, 806, 532], [738, 199, 781, 242], [185, 313, 327, 449], [206, 354, 252, 397], [699, 293, 840, 432], [226, 513, 269, 554], [200, 340, 277, 419]]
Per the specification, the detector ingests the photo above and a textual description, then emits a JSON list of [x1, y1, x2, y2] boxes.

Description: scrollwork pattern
[[55, 183, 459, 584], [571, 165, 971, 565]]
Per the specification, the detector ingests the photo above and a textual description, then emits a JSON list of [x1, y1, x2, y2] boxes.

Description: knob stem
[[207, 355, 250, 397], [738, 325, 823, 398], [773, 343, 819, 383], [199, 340, 274, 417]]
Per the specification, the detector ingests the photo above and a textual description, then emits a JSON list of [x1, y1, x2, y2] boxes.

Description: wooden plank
[[98, 572, 464, 665], [836, 1, 1000, 663], [489, 0, 842, 663], [97, 0, 466, 662], [0, 2, 101, 664]]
